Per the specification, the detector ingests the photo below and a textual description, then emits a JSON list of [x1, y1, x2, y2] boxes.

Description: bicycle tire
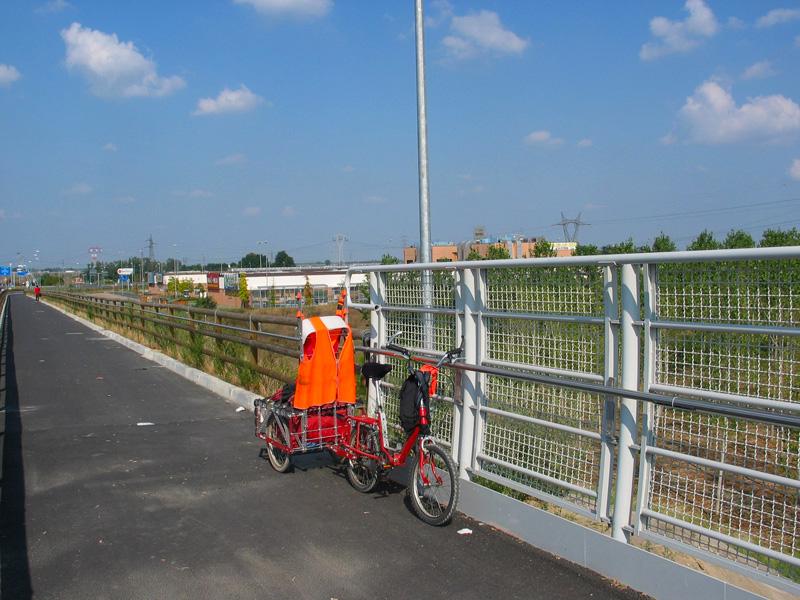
[[266, 414, 292, 473], [408, 442, 459, 526], [346, 424, 380, 493]]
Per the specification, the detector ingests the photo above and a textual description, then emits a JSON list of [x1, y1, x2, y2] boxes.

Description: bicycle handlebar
[[384, 343, 462, 367], [386, 343, 408, 355]]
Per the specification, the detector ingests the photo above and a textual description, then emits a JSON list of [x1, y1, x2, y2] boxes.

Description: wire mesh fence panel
[[384, 271, 456, 308], [647, 257, 800, 582], [486, 375, 603, 432], [485, 265, 605, 315], [655, 330, 800, 405], [480, 410, 600, 511], [385, 311, 458, 354], [657, 261, 800, 326], [647, 454, 799, 579], [486, 316, 604, 377], [476, 373, 604, 512]]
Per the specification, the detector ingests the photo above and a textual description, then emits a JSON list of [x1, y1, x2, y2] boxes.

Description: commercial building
[[402, 238, 577, 262]]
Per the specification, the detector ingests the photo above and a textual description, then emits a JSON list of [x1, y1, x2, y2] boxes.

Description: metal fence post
[[457, 266, 481, 478], [611, 263, 641, 542], [368, 271, 387, 417], [596, 264, 618, 522], [634, 262, 658, 534]]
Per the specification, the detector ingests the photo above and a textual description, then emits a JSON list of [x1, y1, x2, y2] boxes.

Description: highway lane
[[0, 294, 648, 599]]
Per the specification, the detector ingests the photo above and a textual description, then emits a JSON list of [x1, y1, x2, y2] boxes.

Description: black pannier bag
[[398, 372, 431, 433]]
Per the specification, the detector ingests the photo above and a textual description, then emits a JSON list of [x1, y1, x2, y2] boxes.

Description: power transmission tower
[[146, 235, 155, 261], [333, 234, 349, 266], [554, 212, 588, 242]]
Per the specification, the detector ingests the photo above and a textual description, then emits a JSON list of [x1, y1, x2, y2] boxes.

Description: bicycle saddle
[[361, 362, 393, 381]]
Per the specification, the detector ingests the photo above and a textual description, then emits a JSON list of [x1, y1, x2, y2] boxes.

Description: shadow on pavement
[[0, 304, 33, 599]]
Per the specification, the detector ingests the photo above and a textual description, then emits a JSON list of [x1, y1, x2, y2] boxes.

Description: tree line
[[380, 227, 800, 263]]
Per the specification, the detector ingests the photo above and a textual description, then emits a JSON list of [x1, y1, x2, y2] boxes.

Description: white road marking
[[136, 422, 155, 427], [65, 332, 84, 335]]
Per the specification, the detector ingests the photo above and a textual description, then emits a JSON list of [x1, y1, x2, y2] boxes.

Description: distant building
[[402, 238, 576, 263], [155, 267, 367, 308]]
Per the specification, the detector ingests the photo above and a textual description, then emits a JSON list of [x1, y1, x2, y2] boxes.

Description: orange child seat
[[292, 315, 356, 410]]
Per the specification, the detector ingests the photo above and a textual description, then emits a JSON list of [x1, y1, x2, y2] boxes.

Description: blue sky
[[1, 0, 800, 267]]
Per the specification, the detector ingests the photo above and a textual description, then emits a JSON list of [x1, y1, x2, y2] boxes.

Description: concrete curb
[[43, 298, 261, 412]]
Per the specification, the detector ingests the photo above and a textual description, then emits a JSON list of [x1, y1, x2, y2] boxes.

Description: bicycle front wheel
[[408, 443, 459, 526]]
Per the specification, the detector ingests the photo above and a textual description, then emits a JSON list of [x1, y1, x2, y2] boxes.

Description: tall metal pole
[[415, 0, 434, 349]]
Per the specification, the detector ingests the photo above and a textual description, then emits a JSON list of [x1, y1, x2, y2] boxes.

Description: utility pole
[[415, 0, 434, 349]]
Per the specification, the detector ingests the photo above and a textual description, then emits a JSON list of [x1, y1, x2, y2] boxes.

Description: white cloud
[[640, 0, 718, 61], [660, 132, 678, 145], [678, 79, 800, 144], [756, 8, 800, 28], [64, 182, 93, 195], [233, 0, 332, 18], [215, 153, 247, 166], [726, 16, 746, 30], [741, 61, 776, 80], [426, 0, 453, 27], [61, 23, 185, 98], [281, 205, 296, 217], [524, 130, 564, 146], [790, 158, 800, 180], [193, 85, 263, 116], [577, 138, 593, 147], [0, 64, 21, 86], [103, 142, 117, 152], [36, 0, 72, 14], [242, 206, 261, 216], [444, 10, 528, 59]]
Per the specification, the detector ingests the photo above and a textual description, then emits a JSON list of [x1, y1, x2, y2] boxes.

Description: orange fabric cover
[[293, 316, 355, 409]]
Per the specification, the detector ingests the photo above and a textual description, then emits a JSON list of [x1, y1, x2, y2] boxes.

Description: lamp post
[[257, 240, 268, 308], [414, 0, 434, 349]]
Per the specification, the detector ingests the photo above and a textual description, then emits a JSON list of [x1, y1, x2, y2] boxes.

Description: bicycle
[[345, 335, 463, 526]]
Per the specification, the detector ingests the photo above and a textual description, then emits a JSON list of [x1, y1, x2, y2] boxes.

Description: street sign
[[119, 274, 130, 282], [17, 270, 29, 277], [0, 266, 10, 276], [117, 268, 134, 276]]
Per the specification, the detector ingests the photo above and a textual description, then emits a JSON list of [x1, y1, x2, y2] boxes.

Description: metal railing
[[344, 247, 800, 593], [45, 292, 305, 385]]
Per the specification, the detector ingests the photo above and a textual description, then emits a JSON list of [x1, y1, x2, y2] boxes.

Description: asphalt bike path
[[0, 294, 648, 599]]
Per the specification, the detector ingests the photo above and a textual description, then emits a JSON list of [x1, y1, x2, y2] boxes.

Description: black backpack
[[398, 371, 431, 433]]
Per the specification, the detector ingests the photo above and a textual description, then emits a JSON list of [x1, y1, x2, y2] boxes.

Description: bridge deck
[[1, 295, 647, 599]]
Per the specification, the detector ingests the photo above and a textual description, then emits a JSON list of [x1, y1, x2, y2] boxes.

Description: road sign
[[17, 270, 29, 277], [0, 266, 10, 276], [117, 268, 134, 276], [119, 275, 130, 282]]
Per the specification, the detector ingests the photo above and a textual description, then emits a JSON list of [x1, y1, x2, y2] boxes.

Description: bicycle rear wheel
[[408, 442, 459, 526], [346, 424, 380, 493], [266, 414, 292, 473]]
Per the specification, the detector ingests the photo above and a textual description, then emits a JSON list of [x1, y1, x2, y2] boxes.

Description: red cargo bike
[[254, 293, 461, 525]]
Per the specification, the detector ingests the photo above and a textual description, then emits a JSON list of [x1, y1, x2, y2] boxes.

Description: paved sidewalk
[[0, 294, 648, 599]]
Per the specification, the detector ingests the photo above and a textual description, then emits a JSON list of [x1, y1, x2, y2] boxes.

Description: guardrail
[[45, 292, 306, 386], [345, 247, 800, 594]]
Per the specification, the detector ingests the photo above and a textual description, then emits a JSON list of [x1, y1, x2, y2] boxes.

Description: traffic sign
[[117, 268, 134, 276], [0, 266, 10, 276]]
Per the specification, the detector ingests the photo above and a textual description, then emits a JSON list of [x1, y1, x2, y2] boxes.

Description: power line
[[591, 197, 800, 226]]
